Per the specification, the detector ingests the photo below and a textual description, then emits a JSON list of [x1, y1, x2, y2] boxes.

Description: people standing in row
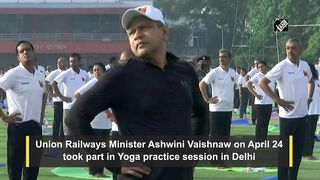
[[45, 57, 66, 138], [246, 61, 275, 140], [0, 40, 46, 180], [260, 38, 314, 180], [66, 5, 208, 179], [302, 62, 320, 160], [51, 53, 89, 136]]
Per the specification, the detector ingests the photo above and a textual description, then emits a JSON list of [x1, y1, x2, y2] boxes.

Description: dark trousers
[[278, 116, 306, 180], [52, 101, 63, 137], [255, 104, 272, 139], [302, 115, 319, 156], [239, 88, 249, 118], [234, 89, 240, 109], [209, 111, 232, 166], [209, 111, 232, 137], [89, 128, 111, 176], [249, 93, 257, 123], [251, 104, 257, 123], [7, 121, 42, 180]]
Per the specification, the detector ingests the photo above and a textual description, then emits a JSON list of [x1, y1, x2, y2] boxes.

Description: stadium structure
[[0, 0, 152, 70]]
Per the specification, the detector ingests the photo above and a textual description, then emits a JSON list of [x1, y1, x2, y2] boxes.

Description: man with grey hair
[[260, 38, 314, 180]]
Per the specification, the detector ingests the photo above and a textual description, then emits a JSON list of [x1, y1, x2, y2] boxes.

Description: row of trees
[[155, 0, 320, 68]]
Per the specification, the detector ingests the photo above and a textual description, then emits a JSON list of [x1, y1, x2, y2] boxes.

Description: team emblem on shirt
[[82, 77, 85, 81], [231, 76, 234, 81], [303, 70, 308, 77], [39, 81, 44, 88]]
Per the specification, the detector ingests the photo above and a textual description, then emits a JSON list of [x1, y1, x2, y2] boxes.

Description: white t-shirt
[[202, 66, 236, 111], [238, 75, 247, 88], [87, 72, 94, 80], [75, 78, 112, 129], [265, 58, 312, 118], [37, 65, 46, 80], [247, 68, 259, 78], [54, 68, 89, 109], [45, 69, 64, 102], [250, 72, 275, 105], [0, 64, 45, 123], [308, 80, 320, 115], [234, 71, 240, 90]]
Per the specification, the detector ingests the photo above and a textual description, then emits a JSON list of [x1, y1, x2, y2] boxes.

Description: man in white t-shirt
[[199, 49, 236, 166], [247, 61, 275, 139], [238, 68, 249, 119], [45, 57, 66, 137], [51, 53, 89, 136], [246, 58, 261, 125], [259, 38, 314, 180], [0, 40, 46, 180]]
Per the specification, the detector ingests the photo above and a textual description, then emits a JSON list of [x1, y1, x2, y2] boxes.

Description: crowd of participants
[[0, 5, 319, 180]]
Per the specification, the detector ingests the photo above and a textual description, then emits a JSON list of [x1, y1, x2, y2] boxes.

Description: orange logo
[[138, 6, 147, 14]]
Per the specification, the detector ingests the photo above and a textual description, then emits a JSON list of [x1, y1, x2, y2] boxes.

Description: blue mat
[[0, 162, 5, 167], [259, 175, 277, 180], [231, 118, 249, 125]]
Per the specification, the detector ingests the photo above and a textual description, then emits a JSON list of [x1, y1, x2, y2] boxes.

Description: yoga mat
[[196, 167, 277, 173], [259, 175, 278, 180], [271, 111, 279, 119], [232, 119, 249, 125], [50, 167, 112, 180], [302, 159, 320, 163], [0, 162, 5, 167], [268, 125, 279, 133]]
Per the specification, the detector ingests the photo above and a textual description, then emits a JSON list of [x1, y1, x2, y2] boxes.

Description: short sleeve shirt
[[0, 64, 45, 123], [54, 68, 89, 109], [250, 72, 275, 104], [203, 66, 236, 111], [76, 78, 112, 129], [265, 58, 312, 118], [45, 69, 64, 102]]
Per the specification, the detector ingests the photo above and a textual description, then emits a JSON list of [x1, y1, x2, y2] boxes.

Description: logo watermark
[[273, 18, 288, 32]]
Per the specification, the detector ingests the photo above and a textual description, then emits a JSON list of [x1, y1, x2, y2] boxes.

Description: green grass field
[[0, 106, 319, 179]]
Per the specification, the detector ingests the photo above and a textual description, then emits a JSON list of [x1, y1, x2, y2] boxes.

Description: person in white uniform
[[247, 61, 275, 139], [246, 58, 261, 124], [238, 68, 249, 119], [75, 62, 112, 177], [259, 38, 314, 180], [45, 57, 66, 137], [0, 40, 46, 180], [303, 62, 320, 160], [51, 53, 89, 136], [199, 49, 236, 167]]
